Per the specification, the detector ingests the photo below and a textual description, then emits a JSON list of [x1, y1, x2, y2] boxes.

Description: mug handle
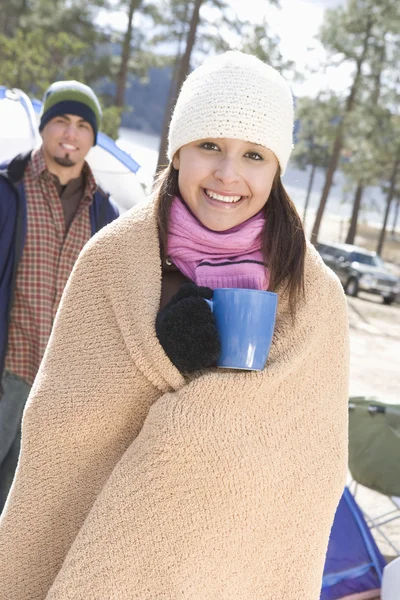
[[204, 298, 213, 312]]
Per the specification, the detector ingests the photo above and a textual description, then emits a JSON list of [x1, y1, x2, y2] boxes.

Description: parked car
[[316, 242, 400, 305]]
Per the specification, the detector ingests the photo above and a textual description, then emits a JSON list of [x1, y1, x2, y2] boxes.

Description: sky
[[222, 0, 351, 97], [97, 0, 351, 98]]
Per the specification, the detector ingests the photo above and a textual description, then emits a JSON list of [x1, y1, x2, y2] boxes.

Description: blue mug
[[205, 288, 278, 371]]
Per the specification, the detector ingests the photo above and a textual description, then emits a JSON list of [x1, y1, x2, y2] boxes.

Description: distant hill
[[122, 66, 173, 133], [100, 66, 172, 135]]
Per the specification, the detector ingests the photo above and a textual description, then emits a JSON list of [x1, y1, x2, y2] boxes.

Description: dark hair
[[155, 164, 306, 318]]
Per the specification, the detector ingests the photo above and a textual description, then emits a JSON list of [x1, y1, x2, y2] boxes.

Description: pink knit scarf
[[167, 197, 269, 290]]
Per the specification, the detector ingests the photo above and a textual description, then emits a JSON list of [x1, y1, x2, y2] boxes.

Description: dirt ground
[[348, 293, 400, 404]]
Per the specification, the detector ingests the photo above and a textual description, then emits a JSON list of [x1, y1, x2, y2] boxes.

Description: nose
[[214, 156, 240, 185], [63, 123, 78, 140]]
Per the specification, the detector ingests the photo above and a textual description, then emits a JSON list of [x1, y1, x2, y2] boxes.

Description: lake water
[[119, 127, 392, 233]]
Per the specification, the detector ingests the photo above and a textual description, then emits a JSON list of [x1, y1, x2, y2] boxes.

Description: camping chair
[[321, 487, 386, 600], [348, 397, 400, 556]]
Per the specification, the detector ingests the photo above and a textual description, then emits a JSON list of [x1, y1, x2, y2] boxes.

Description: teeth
[[61, 144, 76, 150], [205, 189, 242, 203]]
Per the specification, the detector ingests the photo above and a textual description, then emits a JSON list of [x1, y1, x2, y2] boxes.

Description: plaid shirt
[[5, 148, 97, 385]]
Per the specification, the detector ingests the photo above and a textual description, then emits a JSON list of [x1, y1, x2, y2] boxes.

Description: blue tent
[[321, 487, 386, 599]]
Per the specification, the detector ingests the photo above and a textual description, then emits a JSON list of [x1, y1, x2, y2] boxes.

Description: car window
[[317, 244, 343, 259], [349, 252, 379, 266], [336, 250, 350, 261]]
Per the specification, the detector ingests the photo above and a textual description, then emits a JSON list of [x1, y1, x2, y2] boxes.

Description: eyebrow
[[58, 115, 89, 125], [246, 142, 265, 149]]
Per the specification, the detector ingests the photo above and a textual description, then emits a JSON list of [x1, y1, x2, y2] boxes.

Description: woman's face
[[173, 137, 279, 231]]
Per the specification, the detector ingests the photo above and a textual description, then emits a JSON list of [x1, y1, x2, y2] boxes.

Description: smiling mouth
[[204, 188, 244, 203], [60, 143, 78, 151]]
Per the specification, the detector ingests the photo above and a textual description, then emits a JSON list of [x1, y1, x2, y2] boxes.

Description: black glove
[[156, 283, 220, 373]]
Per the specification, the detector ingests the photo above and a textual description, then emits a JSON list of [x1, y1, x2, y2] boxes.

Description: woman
[[0, 52, 349, 599]]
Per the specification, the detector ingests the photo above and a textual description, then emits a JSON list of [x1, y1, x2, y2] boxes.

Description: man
[[0, 80, 119, 509]]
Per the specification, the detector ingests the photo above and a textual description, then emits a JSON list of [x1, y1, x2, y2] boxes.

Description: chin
[[54, 155, 76, 167], [200, 218, 241, 232]]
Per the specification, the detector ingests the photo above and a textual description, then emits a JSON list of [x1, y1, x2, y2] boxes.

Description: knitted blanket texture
[[0, 198, 349, 600]]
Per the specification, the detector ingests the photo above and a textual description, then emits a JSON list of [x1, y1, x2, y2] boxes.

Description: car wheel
[[382, 296, 394, 306], [345, 277, 359, 297]]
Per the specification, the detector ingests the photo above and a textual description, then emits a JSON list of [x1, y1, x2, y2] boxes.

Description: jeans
[[0, 370, 31, 512]]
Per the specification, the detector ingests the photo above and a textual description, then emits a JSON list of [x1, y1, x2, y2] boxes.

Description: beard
[[54, 154, 76, 167]]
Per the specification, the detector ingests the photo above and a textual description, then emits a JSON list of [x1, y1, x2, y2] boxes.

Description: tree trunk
[[303, 163, 316, 225], [156, 60, 181, 172], [114, 0, 142, 108], [345, 182, 364, 244], [345, 39, 385, 247], [310, 19, 373, 245], [309, 127, 344, 244], [155, 2, 192, 173], [370, 38, 385, 105], [391, 197, 400, 235], [377, 155, 400, 256], [156, 0, 204, 172]]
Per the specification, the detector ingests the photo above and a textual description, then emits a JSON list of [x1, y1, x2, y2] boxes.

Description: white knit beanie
[[168, 51, 294, 174]]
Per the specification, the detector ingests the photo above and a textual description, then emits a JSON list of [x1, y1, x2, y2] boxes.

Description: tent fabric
[[349, 397, 400, 497], [96, 131, 139, 173], [0, 86, 41, 159], [321, 488, 386, 600]]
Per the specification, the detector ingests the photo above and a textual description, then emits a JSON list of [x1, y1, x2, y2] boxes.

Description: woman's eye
[[200, 142, 219, 151], [245, 151, 263, 161]]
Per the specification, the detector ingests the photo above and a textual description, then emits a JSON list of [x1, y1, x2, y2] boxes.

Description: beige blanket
[[0, 198, 349, 600]]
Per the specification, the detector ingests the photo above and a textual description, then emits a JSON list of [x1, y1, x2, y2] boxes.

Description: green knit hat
[[39, 80, 102, 145]]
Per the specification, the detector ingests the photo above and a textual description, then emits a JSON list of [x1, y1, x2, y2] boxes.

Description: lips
[[204, 188, 243, 203], [60, 143, 78, 151]]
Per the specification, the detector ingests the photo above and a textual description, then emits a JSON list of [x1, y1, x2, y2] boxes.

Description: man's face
[[41, 113, 94, 169]]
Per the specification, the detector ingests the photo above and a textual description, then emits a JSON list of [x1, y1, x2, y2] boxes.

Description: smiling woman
[[0, 51, 349, 600], [157, 51, 303, 316], [172, 138, 279, 232]]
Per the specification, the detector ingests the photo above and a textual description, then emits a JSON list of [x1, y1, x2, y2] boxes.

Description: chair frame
[[350, 480, 400, 556]]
